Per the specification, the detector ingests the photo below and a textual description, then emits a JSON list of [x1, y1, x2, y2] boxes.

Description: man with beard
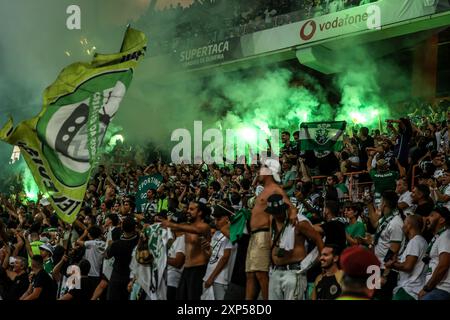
[[312, 245, 343, 300], [386, 215, 427, 300], [159, 201, 211, 300], [245, 159, 297, 300], [418, 207, 450, 300]]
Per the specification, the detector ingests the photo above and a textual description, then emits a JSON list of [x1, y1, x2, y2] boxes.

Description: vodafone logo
[[300, 20, 316, 41]]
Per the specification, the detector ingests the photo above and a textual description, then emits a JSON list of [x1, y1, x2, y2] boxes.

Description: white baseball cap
[[262, 159, 281, 183]]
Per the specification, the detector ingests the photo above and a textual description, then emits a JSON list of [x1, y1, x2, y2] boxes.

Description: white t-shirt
[[375, 214, 404, 268], [394, 235, 427, 299], [426, 229, 450, 293], [203, 231, 235, 285], [84, 239, 106, 277], [167, 235, 185, 288], [398, 191, 414, 215], [103, 227, 117, 280]]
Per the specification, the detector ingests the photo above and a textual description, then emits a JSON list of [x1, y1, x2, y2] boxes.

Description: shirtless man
[[246, 159, 298, 300], [267, 193, 324, 300], [159, 201, 211, 300]]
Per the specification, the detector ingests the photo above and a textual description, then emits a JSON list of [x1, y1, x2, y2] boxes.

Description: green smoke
[[202, 68, 335, 154], [22, 165, 39, 202]]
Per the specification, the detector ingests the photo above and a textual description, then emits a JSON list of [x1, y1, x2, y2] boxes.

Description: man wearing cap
[[266, 194, 323, 300], [39, 243, 54, 276], [245, 159, 297, 300], [337, 245, 380, 300], [418, 207, 450, 300]]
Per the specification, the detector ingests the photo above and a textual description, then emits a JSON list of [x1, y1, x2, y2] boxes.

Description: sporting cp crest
[[314, 124, 330, 145]]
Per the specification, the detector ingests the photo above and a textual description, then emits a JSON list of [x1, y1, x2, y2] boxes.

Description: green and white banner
[[0, 27, 147, 223], [299, 121, 347, 151], [137, 174, 163, 212]]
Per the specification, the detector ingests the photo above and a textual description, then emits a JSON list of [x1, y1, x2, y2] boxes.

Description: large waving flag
[[0, 27, 147, 223], [299, 121, 347, 152]]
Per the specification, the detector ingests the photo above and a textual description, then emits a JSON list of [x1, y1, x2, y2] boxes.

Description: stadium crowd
[[142, 0, 380, 56], [0, 103, 449, 301]]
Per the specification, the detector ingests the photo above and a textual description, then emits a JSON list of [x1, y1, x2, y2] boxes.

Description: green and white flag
[[0, 27, 147, 223], [299, 121, 347, 151]]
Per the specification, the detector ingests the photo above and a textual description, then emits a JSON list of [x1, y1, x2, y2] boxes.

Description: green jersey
[[43, 258, 54, 275], [369, 169, 399, 194], [346, 221, 366, 239]]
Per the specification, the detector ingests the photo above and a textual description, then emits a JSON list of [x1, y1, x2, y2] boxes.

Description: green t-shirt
[[369, 169, 399, 194], [336, 183, 349, 195], [346, 221, 366, 239], [43, 258, 54, 275]]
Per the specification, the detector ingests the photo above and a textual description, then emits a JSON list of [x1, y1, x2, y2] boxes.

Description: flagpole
[[378, 114, 382, 134], [120, 24, 131, 52]]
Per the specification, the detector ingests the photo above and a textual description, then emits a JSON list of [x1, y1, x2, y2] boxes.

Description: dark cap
[[340, 245, 380, 279], [212, 204, 234, 218], [264, 194, 288, 215], [170, 210, 188, 224]]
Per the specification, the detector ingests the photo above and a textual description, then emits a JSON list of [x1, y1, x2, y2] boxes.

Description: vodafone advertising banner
[[238, 0, 441, 57], [298, 0, 440, 44]]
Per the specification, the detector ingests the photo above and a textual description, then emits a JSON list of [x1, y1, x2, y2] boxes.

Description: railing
[[311, 170, 371, 202]]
